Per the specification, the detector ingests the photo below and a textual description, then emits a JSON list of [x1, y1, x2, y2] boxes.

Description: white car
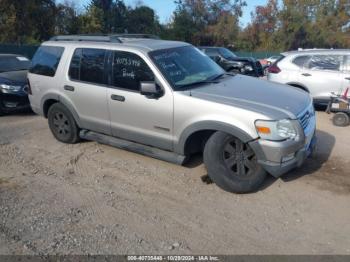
[[267, 49, 350, 105]]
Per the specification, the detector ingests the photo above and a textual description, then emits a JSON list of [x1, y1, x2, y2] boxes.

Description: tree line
[[0, 0, 349, 52]]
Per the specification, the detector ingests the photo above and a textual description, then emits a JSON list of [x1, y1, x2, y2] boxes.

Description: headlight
[[255, 119, 299, 141], [233, 61, 244, 67], [0, 84, 22, 92], [244, 65, 253, 71]]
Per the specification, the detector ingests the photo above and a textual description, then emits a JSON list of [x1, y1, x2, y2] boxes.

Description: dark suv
[[199, 47, 264, 77], [0, 54, 31, 116]]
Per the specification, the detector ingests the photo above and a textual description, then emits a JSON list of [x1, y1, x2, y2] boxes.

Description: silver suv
[[28, 35, 316, 193], [267, 49, 350, 105]]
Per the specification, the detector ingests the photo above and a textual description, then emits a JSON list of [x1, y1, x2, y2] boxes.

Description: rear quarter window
[[292, 55, 311, 67], [29, 46, 64, 77]]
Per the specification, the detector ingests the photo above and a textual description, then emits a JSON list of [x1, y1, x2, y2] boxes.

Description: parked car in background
[[267, 49, 350, 105], [0, 54, 31, 116], [28, 35, 316, 193], [199, 47, 264, 77], [266, 55, 282, 65]]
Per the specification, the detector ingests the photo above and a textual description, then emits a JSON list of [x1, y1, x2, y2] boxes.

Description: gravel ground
[[0, 111, 349, 255]]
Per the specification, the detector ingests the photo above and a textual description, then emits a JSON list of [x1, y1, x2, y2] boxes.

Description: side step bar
[[79, 130, 187, 165]]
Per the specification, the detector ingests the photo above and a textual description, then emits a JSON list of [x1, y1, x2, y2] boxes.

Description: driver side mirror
[[140, 82, 163, 98]]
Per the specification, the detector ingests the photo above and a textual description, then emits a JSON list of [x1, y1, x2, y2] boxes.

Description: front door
[[107, 50, 174, 151]]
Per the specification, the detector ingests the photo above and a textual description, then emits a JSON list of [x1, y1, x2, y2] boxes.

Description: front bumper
[[251, 134, 316, 177], [0, 93, 30, 113], [250, 110, 317, 177]]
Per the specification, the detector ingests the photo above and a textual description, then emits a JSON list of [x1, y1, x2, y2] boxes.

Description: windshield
[[219, 48, 237, 59], [149, 45, 225, 90], [0, 56, 30, 73]]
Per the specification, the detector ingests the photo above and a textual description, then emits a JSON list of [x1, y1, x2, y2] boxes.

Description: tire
[[48, 103, 80, 144], [0, 98, 4, 116], [332, 112, 350, 127], [203, 131, 266, 193]]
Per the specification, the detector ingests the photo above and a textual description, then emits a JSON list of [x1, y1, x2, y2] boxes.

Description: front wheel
[[203, 131, 266, 193]]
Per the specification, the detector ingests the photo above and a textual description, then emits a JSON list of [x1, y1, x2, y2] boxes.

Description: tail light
[[26, 79, 32, 95], [268, 64, 281, 74]]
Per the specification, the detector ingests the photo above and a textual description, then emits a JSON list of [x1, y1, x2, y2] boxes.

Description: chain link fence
[[0, 44, 39, 59]]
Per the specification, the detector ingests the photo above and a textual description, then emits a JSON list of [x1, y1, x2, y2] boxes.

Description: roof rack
[[114, 34, 160, 40], [49, 34, 160, 43], [50, 35, 122, 43]]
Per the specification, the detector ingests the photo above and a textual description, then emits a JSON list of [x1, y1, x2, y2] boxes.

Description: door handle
[[345, 77, 350, 80], [111, 94, 125, 102], [64, 85, 75, 91], [302, 73, 312, 77]]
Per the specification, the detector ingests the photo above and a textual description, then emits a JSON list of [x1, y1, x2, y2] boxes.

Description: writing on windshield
[[150, 46, 224, 90]]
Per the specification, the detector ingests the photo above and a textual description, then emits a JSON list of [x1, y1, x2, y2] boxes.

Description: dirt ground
[[0, 111, 349, 255]]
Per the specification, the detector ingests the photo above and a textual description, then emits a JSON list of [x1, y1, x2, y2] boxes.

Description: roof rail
[[113, 34, 160, 40], [50, 35, 122, 43], [49, 34, 160, 43]]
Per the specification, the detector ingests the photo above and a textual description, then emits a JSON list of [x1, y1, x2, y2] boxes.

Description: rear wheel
[[332, 112, 350, 127], [203, 131, 266, 193], [48, 103, 80, 143]]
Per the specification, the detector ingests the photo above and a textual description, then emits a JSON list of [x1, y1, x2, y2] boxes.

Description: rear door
[[300, 54, 343, 102], [64, 48, 111, 134]]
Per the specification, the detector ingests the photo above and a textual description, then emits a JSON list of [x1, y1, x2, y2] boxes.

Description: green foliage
[[240, 0, 350, 51], [0, 0, 56, 44], [0, 0, 348, 51], [127, 6, 161, 34], [168, 0, 246, 45]]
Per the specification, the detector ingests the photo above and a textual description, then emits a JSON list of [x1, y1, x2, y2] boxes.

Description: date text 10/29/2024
[[127, 255, 220, 261]]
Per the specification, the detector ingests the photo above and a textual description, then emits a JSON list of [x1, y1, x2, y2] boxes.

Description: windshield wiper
[[176, 72, 237, 89], [177, 79, 220, 89], [208, 73, 225, 81]]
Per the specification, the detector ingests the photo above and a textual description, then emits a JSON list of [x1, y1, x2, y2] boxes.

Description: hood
[[0, 70, 28, 84], [184, 75, 311, 119]]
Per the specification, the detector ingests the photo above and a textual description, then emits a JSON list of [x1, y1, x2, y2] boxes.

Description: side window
[[112, 51, 154, 91], [292, 55, 311, 67], [306, 55, 342, 71], [69, 48, 106, 84], [29, 46, 64, 77], [80, 49, 106, 84], [205, 49, 219, 58]]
